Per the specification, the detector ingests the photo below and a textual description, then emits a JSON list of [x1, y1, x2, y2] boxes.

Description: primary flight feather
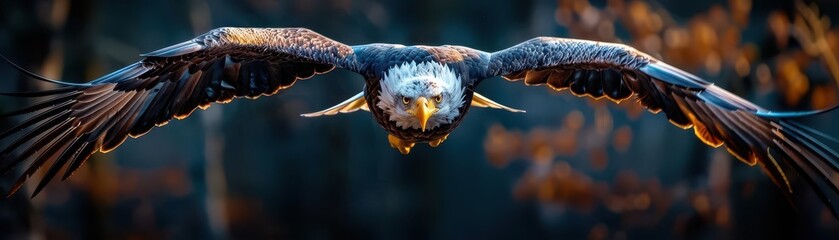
[[1, 28, 838, 217]]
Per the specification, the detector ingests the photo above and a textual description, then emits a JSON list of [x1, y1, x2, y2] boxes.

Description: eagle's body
[[2, 28, 839, 217]]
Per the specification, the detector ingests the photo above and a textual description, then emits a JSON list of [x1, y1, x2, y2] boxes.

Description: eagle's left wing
[[484, 37, 839, 216]]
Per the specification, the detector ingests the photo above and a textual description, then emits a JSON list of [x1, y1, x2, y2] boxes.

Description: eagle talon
[[388, 134, 415, 155], [428, 134, 448, 147]]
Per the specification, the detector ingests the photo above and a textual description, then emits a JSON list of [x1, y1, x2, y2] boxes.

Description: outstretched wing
[[485, 37, 839, 216], [0, 27, 358, 197]]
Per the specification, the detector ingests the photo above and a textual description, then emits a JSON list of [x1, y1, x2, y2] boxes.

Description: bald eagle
[[2, 28, 838, 215]]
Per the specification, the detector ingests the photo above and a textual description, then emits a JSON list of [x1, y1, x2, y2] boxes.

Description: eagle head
[[377, 61, 466, 132]]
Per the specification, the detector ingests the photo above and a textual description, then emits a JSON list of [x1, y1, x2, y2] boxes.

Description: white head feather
[[377, 61, 466, 131]]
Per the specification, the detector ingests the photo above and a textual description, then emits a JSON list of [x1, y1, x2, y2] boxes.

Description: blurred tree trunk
[[0, 0, 59, 238], [63, 0, 110, 239], [188, 0, 230, 238], [0, 0, 106, 238]]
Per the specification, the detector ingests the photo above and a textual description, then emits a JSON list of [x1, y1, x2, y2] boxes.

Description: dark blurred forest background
[[1, 0, 839, 239]]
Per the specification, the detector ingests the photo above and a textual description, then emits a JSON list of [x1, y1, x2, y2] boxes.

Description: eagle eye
[[433, 95, 442, 103], [402, 96, 410, 105]]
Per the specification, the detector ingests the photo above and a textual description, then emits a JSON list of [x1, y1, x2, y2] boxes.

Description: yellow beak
[[414, 97, 435, 132]]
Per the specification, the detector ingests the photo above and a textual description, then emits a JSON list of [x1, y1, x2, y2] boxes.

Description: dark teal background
[[1, 0, 838, 239]]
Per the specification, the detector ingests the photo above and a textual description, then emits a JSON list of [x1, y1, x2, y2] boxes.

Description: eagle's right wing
[[0, 27, 359, 197]]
